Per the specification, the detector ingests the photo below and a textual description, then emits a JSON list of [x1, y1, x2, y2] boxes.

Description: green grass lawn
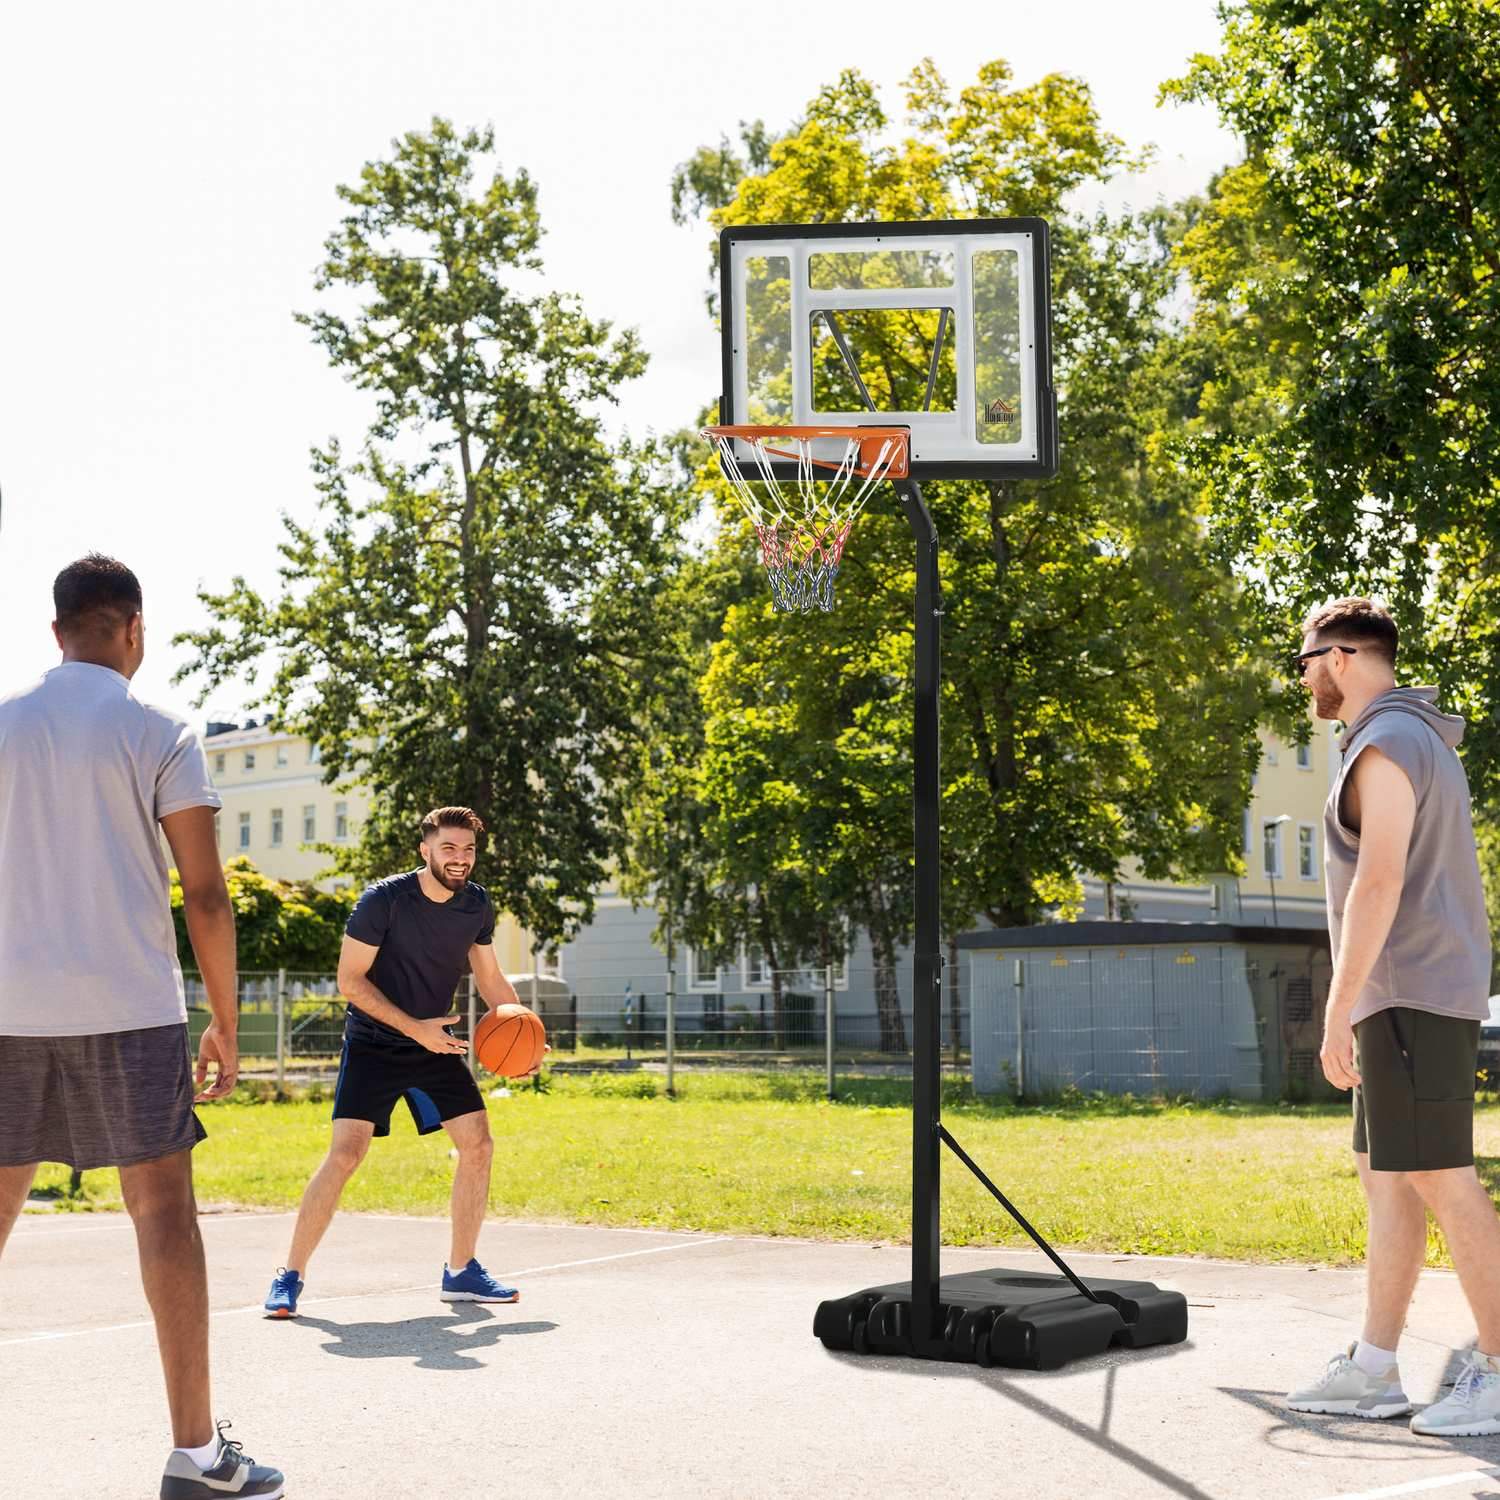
[[29, 1074, 1500, 1268]]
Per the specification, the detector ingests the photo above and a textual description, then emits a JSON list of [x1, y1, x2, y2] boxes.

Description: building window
[[743, 948, 769, 987], [238, 812, 251, 850], [1262, 820, 1284, 879], [270, 808, 283, 847], [308, 743, 322, 765], [687, 949, 719, 990], [1296, 743, 1313, 770], [1298, 824, 1317, 880], [334, 800, 349, 841], [1242, 808, 1251, 856], [244, 751, 256, 771], [275, 744, 289, 767], [1263, 746, 1278, 767], [213, 752, 226, 774], [302, 805, 316, 842]]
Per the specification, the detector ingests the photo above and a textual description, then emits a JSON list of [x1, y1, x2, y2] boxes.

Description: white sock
[[176, 1436, 221, 1471], [1353, 1339, 1399, 1376]]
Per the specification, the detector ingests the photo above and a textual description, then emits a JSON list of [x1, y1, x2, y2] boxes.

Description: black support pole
[[897, 478, 944, 1356]]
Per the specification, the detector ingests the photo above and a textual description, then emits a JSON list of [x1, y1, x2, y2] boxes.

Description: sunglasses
[[1290, 644, 1359, 678]]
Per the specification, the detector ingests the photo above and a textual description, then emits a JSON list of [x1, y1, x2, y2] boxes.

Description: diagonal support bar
[[922, 307, 951, 413], [938, 1124, 1102, 1304], [817, 310, 879, 415]]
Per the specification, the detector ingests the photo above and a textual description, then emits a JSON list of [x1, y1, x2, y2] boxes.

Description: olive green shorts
[[1352, 1006, 1480, 1172]]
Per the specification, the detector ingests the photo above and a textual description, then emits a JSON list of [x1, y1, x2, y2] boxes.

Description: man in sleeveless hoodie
[[1284, 598, 1500, 1436]]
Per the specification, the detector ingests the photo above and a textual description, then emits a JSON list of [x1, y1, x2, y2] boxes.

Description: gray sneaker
[[159, 1422, 284, 1498], [1287, 1342, 1412, 1419], [1411, 1350, 1500, 1436]]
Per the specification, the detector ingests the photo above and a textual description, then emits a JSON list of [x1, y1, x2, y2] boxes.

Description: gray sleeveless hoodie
[[1324, 685, 1492, 1025]]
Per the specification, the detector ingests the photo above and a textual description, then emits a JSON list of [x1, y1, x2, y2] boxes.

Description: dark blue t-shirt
[[343, 870, 495, 1045]]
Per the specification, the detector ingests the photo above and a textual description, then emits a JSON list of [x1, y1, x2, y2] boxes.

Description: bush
[[170, 857, 355, 970]]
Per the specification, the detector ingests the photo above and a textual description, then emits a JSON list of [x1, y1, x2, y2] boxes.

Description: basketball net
[[702, 426, 908, 613]]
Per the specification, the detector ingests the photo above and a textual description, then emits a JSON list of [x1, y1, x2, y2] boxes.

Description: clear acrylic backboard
[[718, 217, 1058, 483]]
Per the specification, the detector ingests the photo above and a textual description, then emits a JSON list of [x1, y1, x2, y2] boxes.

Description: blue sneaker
[[441, 1259, 519, 1303], [262, 1267, 303, 1319]]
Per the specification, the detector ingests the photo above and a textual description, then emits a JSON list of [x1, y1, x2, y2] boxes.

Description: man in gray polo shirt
[[1284, 597, 1500, 1437], [0, 555, 283, 1498]]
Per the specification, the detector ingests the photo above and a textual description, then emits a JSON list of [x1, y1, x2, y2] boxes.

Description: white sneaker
[[1286, 1342, 1412, 1419], [1411, 1350, 1500, 1436]]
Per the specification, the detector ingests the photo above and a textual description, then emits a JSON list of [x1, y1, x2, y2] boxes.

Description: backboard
[[718, 217, 1057, 482]]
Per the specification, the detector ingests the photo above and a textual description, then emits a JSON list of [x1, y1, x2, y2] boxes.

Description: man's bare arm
[[337, 934, 467, 1054], [1321, 746, 1416, 1090], [469, 943, 522, 1011], [161, 805, 238, 1099], [1329, 748, 1415, 1011]]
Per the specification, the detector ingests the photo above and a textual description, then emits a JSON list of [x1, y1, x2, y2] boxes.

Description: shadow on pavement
[[827, 1341, 1216, 1500], [294, 1303, 557, 1370]]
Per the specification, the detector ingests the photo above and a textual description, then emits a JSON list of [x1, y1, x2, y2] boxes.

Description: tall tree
[[638, 64, 1273, 1050], [1165, 0, 1500, 796], [176, 120, 695, 946]]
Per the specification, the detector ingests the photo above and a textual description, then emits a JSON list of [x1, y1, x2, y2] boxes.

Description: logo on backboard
[[983, 397, 1017, 426]]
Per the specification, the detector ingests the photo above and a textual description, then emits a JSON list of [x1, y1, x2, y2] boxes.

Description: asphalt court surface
[[6, 1210, 1500, 1499]]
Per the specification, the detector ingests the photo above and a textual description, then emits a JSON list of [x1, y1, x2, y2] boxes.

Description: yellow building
[[204, 719, 539, 973], [1083, 710, 1339, 928]]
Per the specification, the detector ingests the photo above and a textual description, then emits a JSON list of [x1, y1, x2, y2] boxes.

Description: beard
[[427, 855, 471, 892], [1309, 673, 1344, 719]]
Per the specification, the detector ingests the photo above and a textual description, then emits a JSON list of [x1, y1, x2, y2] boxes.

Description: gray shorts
[[0, 1023, 206, 1170]]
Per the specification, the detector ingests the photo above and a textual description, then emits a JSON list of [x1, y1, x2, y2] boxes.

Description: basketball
[[473, 1003, 546, 1078]]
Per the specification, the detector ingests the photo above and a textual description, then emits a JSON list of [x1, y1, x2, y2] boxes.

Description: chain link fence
[[185, 962, 974, 1091]]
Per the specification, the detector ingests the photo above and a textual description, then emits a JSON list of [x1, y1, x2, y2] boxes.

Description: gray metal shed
[[959, 923, 1337, 1102]]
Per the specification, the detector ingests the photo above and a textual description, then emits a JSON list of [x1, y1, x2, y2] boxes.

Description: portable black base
[[815, 1269, 1188, 1370]]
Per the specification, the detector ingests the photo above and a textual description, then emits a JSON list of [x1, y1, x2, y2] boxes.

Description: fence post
[[466, 973, 478, 1079], [275, 967, 287, 1091], [1013, 957, 1026, 1100], [825, 961, 836, 1101], [666, 957, 677, 1098]]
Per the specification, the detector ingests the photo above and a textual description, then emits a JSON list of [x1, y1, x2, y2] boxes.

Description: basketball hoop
[[702, 424, 909, 613]]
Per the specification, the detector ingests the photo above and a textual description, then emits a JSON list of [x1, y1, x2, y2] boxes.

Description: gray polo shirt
[[1324, 686, 1492, 1026], [0, 662, 221, 1037]]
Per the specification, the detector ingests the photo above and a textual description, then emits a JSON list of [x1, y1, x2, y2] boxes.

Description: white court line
[[0, 1234, 730, 1348], [1314, 1466, 1500, 1500]]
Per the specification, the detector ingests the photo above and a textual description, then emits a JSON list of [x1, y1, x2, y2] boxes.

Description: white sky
[[0, 0, 1239, 726]]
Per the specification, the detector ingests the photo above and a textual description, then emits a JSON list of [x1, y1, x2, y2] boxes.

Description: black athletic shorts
[[331, 1033, 485, 1137], [1353, 1006, 1480, 1172]]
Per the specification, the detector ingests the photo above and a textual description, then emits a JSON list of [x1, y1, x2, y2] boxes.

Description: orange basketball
[[474, 1003, 547, 1078]]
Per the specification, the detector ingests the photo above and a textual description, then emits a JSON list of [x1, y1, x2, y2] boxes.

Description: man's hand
[[1320, 1007, 1362, 1091], [411, 1014, 468, 1055], [195, 1022, 240, 1102], [517, 1043, 552, 1080]]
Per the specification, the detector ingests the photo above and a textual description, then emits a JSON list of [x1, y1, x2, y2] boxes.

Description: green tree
[[175, 120, 696, 946], [1165, 0, 1500, 795], [169, 858, 353, 972], [639, 63, 1274, 1049]]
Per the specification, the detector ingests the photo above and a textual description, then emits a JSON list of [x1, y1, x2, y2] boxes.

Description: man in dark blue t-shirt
[[262, 806, 536, 1316]]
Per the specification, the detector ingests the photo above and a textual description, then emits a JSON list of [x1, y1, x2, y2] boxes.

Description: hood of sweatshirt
[[1339, 684, 1465, 754]]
